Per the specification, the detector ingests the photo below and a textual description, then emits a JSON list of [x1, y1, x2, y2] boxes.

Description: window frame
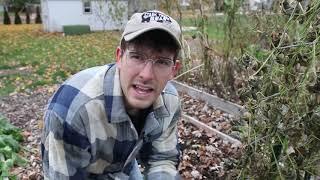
[[83, 1, 92, 14]]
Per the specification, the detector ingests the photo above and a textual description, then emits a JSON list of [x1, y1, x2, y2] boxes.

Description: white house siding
[[41, 0, 50, 31], [41, 0, 128, 32], [248, 0, 273, 11]]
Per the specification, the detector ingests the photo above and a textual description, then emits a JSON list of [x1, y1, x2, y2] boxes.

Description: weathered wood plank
[[182, 113, 242, 145], [171, 80, 246, 117]]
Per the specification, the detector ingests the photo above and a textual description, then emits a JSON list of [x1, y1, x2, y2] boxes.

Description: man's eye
[[156, 59, 172, 66], [130, 54, 142, 59]]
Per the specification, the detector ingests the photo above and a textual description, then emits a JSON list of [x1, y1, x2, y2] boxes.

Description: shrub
[[63, 25, 91, 36], [14, 11, 22, 24], [26, 9, 30, 24], [3, 8, 11, 25], [35, 6, 42, 24], [236, 1, 320, 178]]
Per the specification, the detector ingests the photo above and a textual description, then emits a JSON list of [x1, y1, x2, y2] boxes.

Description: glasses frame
[[123, 50, 176, 75]]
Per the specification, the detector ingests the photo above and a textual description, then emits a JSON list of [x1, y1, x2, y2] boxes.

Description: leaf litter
[[0, 86, 243, 179]]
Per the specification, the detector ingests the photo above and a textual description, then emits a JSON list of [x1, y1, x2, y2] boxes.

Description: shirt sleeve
[[143, 103, 182, 180], [41, 110, 91, 180]]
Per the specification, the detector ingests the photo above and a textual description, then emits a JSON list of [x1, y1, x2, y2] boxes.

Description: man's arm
[[142, 104, 181, 180], [41, 110, 91, 180]]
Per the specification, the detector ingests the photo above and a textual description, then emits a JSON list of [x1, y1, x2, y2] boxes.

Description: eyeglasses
[[124, 50, 175, 74]]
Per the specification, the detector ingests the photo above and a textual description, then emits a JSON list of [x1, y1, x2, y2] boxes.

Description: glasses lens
[[154, 59, 174, 69], [127, 52, 146, 65]]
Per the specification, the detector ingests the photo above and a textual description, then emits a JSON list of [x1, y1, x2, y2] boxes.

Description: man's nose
[[138, 61, 154, 80]]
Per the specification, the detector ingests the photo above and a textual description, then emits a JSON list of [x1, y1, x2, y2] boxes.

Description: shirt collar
[[103, 64, 170, 124]]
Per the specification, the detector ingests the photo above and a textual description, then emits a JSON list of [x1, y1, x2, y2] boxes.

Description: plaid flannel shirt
[[41, 64, 181, 180]]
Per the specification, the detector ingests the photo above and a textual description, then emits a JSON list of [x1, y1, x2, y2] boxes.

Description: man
[[41, 10, 182, 180]]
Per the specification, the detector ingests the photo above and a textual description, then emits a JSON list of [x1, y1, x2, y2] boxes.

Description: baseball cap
[[121, 10, 181, 48]]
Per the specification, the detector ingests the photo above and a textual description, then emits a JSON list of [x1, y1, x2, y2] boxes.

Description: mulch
[[0, 85, 57, 180], [0, 85, 242, 180]]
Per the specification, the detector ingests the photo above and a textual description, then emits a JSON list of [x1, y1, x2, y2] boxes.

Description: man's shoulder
[[65, 64, 111, 88], [63, 64, 115, 97], [163, 81, 179, 97], [46, 64, 113, 121], [160, 81, 180, 110]]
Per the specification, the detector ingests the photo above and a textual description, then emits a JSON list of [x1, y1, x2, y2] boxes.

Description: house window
[[83, 1, 91, 13]]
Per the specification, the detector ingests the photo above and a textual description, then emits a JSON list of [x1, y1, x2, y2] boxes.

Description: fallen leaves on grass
[[0, 24, 120, 96]]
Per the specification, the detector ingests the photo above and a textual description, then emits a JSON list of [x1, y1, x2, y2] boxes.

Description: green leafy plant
[[14, 11, 22, 24], [0, 115, 27, 179], [3, 7, 11, 25]]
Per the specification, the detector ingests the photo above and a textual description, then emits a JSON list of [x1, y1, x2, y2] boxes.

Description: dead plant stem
[[174, 63, 204, 80], [271, 144, 284, 180], [277, 41, 315, 49]]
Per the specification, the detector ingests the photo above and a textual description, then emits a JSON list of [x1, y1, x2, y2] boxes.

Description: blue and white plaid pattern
[[41, 64, 181, 180]]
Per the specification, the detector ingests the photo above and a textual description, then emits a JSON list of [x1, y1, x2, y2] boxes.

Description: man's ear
[[170, 60, 182, 79], [116, 47, 122, 67]]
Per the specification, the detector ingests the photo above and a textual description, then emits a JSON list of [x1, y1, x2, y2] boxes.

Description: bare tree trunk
[[164, 0, 172, 15]]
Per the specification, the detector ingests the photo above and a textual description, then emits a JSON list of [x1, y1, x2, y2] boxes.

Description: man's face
[[116, 43, 180, 110]]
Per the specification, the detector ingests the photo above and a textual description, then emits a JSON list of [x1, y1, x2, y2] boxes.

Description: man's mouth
[[132, 84, 154, 94]]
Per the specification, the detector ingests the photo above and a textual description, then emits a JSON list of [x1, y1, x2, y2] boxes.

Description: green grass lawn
[[0, 24, 120, 96]]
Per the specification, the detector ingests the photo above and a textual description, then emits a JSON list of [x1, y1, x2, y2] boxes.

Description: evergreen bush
[[35, 6, 42, 24], [26, 9, 30, 24], [14, 11, 22, 24], [3, 8, 11, 25]]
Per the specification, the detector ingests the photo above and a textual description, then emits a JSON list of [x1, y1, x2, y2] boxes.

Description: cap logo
[[141, 11, 172, 23]]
